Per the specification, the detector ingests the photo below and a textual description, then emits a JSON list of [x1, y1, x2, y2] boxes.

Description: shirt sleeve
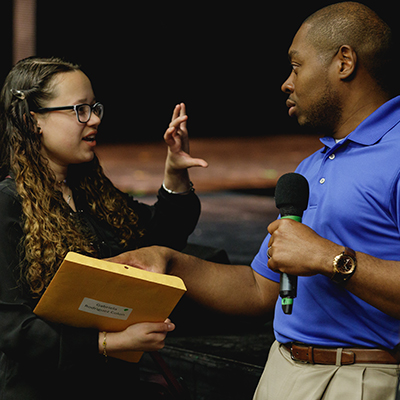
[[0, 184, 99, 371], [391, 172, 400, 237], [127, 186, 201, 251], [250, 233, 280, 283]]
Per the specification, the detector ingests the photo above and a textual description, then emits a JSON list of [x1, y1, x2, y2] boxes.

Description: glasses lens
[[75, 103, 104, 123], [76, 104, 91, 123], [93, 103, 104, 120]]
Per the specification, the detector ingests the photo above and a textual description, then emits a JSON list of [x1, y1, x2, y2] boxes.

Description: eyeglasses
[[35, 102, 104, 123]]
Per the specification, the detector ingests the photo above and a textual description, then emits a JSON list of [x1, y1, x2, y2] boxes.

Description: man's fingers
[[267, 219, 281, 235]]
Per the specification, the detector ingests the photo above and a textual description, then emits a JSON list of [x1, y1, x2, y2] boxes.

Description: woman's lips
[[82, 131, 97, 147]]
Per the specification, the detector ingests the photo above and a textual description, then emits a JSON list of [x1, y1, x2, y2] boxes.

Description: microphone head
[[275, 173, 309, 217]]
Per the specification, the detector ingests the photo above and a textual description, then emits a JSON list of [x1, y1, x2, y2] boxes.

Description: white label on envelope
[[78, 297, 132, 320]]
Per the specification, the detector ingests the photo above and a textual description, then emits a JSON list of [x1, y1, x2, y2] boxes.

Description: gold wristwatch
[[331, 247, 357, 285]]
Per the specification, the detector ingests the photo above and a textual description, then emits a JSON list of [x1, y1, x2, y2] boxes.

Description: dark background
[[1, 1, 398, 143]]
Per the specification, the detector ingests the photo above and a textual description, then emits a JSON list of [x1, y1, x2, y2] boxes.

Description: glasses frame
[[35, 102, 104, 123]]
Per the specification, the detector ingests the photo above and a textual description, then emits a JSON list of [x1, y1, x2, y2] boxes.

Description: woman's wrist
[[163, 169, 192, 194], [98, 331, 121, 356], [101, 331, 107, 361], [162, 181, 194, 195]]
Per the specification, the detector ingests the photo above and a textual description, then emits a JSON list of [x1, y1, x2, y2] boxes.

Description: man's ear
[[336, 45, 357, 81]]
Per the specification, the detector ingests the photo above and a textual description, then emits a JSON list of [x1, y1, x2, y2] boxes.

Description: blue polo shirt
[[252, 96, 400, 349]]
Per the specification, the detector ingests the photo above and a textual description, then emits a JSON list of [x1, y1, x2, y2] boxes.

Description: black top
[[0, 177, 200, 400]]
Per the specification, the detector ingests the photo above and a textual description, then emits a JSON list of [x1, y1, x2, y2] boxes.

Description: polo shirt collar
[[320, 95, 400, 150]]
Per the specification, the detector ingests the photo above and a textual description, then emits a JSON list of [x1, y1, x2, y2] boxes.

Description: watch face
[[332, 248, 357, 284], [337, 256, 356, 274]]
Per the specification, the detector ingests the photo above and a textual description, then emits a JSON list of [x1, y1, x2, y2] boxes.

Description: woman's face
[[34, 70, 101, 177]]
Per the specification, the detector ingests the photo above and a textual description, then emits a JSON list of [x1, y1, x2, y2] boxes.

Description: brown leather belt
[[283, 343, 400, 365]]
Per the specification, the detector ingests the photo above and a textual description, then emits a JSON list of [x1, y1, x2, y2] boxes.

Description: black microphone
[[274, 172, 309, 315]]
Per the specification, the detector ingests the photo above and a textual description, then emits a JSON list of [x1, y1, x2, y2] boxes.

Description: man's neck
[[333, 92, 390, 140]]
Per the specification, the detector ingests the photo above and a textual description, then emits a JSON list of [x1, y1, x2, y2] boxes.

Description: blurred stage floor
[[97, 135, 322, 266], [97, 135, 323, 399], [96, 135, 322, 194]]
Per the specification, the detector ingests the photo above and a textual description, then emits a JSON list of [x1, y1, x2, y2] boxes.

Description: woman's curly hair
[[0, 57, 142, 297]]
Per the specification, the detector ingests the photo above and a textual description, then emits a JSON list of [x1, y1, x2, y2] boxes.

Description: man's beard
[[299, 82, 343, 136]]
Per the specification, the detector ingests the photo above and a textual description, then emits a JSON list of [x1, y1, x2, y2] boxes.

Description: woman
[[0, 57, 207, 399]]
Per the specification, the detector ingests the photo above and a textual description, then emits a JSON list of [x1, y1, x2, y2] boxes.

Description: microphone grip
[[280, 273, 297, 314], [279, 215, 301, 315]]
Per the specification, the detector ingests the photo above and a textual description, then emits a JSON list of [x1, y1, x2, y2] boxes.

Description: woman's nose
[[87, 112, 101, 127]]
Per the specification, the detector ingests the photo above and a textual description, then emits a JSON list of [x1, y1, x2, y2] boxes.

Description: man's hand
[[267, 219, 341, 277], [108, 246, 170, 274]]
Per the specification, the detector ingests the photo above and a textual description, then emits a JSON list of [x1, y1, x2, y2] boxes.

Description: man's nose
[[281, 74, 295, 94]]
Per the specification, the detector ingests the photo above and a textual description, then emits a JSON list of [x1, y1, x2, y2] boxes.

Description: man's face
[[281, 24, 343, 135]]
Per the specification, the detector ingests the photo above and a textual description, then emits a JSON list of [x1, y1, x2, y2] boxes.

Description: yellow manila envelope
[[33, 251, 186, 362]]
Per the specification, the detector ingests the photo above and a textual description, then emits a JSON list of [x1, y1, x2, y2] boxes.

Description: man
[[112, 3, 400, 399]]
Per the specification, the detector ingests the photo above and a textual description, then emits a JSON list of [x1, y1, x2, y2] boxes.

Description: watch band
[[344, 246, 356, 260]]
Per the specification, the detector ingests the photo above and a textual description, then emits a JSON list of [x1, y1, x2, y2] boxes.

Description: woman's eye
[[77, 105, 89, 115]]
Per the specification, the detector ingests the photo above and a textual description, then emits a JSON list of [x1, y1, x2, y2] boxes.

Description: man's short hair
[[304, 2, 394, 94]]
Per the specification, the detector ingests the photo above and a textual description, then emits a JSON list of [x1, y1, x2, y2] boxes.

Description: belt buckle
[[290, 351, 308, 364], [288, 343, 313, 364]]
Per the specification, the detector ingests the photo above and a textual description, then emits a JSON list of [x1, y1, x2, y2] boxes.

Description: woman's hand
[[99, 319, 175, 355], [163, 103, 208, 192]]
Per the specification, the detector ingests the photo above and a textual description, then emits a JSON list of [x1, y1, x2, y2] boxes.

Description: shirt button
[[329, 154, 335, 160], [319, 178, 326, 184]]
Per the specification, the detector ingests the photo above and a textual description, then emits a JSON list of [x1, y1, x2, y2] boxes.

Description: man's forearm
[[110, 246, 278, 318], [165, 248, 278, 317], [344, 252, 400, 319]]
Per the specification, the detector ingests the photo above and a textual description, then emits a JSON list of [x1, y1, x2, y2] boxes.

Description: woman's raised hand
[[163, 103, 208, 192]]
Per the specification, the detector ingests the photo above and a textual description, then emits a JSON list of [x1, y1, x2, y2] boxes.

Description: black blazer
[[0, 177, 200, 400]]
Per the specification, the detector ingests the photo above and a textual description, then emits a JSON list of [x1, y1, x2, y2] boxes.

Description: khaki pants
[[253, 341, 400, 400]]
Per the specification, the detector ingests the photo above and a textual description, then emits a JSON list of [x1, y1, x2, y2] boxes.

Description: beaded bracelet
[[102, 331, 108, 362]]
